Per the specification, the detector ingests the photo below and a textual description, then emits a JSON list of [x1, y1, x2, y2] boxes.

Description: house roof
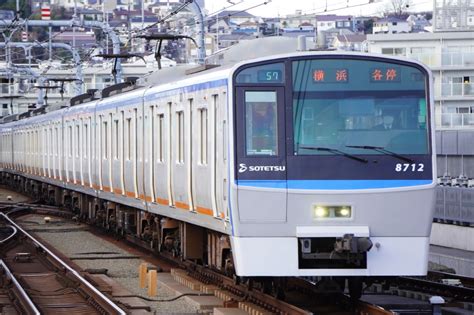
[[376, 17, 408, 23], [131, 16, 159, 23], [315, 14, 352, 22], [239, 20, 258, 27], [218, 33, 254, 41], [216, 10, 255, 19], [335, 34, 366, 43]]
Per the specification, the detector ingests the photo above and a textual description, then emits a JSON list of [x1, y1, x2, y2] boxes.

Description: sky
[[204, 0, 433, 18]]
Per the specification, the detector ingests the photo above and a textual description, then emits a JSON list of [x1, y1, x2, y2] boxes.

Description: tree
[[0, 0, 31, 19], [382, 0, 412, 18], [363, 19, 374, 34]]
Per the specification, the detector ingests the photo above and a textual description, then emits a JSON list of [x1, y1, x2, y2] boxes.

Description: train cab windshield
[[234, 56, 432, 184], [292, 58, 429, 156]]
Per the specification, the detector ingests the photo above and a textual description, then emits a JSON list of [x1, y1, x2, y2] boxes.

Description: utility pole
[[142, 0, 145, 29], [49, 26, 52, 61]]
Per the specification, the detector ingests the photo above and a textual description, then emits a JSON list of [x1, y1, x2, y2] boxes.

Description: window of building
[[381, 47, 406, 56]]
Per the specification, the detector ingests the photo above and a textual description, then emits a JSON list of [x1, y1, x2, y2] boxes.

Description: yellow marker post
[[139, 263, 147, 289], [148, 270, 157, 296]]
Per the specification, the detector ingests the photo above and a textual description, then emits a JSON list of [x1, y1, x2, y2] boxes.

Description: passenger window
[[76, 125, 80, 158], [114, 119, 119, 159], [69, 126, 73, 157], [103, 120, 108, 159], [199, 108, 208, 165], [126, 118, 131, 160], [245, 91, 278, 156], [157, 114, 164, 162], [177, 111, 184, 163]]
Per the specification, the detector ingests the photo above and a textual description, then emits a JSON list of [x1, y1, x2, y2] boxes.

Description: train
[[0, 38, 436, 298]]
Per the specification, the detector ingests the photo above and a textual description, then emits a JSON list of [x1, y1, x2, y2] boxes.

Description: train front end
[[230, 53, 436, 277]]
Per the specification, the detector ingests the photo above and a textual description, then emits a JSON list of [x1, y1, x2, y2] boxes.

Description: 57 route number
[[395, 163, 424, 172]]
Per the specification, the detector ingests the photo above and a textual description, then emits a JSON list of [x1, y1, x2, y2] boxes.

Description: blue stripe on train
[[236, 179, 433, 189]]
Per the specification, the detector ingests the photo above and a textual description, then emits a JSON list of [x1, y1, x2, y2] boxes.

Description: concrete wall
[[430, 223, 474, 251]]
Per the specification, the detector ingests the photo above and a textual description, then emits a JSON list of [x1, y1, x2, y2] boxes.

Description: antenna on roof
[[136, 33, 197, 69], [94, 53, 146, 84]]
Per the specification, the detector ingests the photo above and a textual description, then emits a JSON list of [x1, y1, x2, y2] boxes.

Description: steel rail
[[0, 259, 41, 315], [0, 212, 127, 315], [398, 276, 474, 301], [0, 224, 17, 244]]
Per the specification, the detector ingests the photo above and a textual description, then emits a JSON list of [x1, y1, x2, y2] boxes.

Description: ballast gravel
[[20, 215, 203, 314]]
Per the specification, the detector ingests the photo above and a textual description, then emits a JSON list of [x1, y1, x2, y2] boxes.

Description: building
[[215, 10, 257, 27], [331, 34, 366, 51], [283, 10, 313, 28], [434, 0, 474, 32], [407, 14, 431, 33], [366, 31, 474, 129], [373, 17, 411, 34], [315, 15, 354, 32]]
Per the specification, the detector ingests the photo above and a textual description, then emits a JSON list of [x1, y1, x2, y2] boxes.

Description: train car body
[[0, 40, 436, 280]]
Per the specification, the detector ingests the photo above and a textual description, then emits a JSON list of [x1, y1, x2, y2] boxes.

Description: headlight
[[315, 206, 329, 218], [336, 207, 351, 218], [313, 205, 352, 219]]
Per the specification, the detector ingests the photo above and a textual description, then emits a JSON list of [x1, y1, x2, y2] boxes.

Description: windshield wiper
[[346, 145, 413, 163], [299, 146, 368, 164]]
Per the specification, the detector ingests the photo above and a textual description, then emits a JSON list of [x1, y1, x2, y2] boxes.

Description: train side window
[[158, 114, 164, 162], [114, 119, 119, 160], [177, 111, 184, 164], [244, 91, 278, 156], [68, 125, 73, 157], [84, 123, 88, 158], [103, 120, 108, 159], [126, 118, 131, 160], [199, 108, 208, 165], [54, 127, 58, 157], [76, 125, 80, 158]]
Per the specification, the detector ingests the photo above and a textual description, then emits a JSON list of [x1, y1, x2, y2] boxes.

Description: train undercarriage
[[0, 172, 366, 301]]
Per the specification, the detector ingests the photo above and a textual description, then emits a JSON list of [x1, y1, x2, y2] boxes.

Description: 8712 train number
[[395, 163, 424, 172]]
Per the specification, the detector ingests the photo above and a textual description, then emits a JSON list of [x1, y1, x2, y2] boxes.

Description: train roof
[[140, 37, 302, 86]]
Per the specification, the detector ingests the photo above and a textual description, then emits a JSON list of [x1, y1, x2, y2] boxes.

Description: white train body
[[0, 45, 436, 277]]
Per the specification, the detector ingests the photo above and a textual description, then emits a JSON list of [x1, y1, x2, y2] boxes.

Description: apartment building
[[366, 32, 474, 130]]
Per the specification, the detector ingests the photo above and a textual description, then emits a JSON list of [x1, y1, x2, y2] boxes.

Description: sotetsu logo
[[238, 163, 248, 173], [238, 163, 285, 173]]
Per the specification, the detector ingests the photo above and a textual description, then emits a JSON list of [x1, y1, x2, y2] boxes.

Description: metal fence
[[435, 186, 474, 224]]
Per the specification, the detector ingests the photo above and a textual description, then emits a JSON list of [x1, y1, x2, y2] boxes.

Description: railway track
[[0, 212, 126, 315], [397, 272, 474, 302], [3, 201, 474, 315]]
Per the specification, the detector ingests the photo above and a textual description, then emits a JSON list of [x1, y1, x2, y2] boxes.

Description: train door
[[171, 99, 192, 211], [123, 108, 139, 198], [65, 120, 73, 182], [82, 116, 91, 187], [143, 105, 155, 202], [100, 112, 113, 192], [213, 92, 229, 220], [192, 96, 213, 217], [74, 119, 81, 184], [136, 105, 145, 201], [234, 87, 287, 222], [111, 110, 124, 195], [153, 104, 169, 206]]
